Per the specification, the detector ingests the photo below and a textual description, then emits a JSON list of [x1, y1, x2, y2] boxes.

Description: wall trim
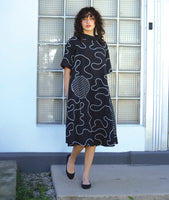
[[0, 152, 169, 173], [146, 0, 169, 151]]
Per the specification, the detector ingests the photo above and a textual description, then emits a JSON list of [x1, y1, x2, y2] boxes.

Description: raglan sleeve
[[105, 44, 113, 74], [60, 38, 75, 69]]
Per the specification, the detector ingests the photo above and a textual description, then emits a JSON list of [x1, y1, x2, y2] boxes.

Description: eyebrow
[[82, 13, 95, 18]]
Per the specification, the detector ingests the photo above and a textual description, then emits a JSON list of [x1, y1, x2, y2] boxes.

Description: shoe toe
[[81, 181, 91, 189]]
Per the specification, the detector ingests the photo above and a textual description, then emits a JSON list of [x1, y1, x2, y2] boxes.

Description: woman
[[61, 7, 118, 189]]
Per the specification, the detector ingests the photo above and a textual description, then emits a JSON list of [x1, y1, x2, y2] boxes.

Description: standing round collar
[[82, 33, 98, 40]]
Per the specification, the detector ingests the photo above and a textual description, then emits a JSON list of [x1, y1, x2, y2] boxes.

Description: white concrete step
[[51, 164, 169, 200], [0, 160, 17, 200]]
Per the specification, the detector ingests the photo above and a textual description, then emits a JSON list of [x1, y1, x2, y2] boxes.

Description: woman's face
[[81, 14, 95, 34]]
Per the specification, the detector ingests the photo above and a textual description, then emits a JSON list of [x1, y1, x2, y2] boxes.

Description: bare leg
[[83, 146, 96, 184], [67, 145, 84, 174]]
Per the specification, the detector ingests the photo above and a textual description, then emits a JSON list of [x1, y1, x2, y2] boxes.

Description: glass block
[[39, 18, 64, 43], [64, 85, 66, 97], [112, 100, 116, 118], [39, 0, 64, 16], [64, 99, 67, 123], [93, 0, 117, 17], [66, 0, 90, 16], [118, 100, 140, 124], [104, 20, 117, 43], [118, 73, 140, 97], [38, 44, 63, 70], [65, 19, 74, 42], [119, 47, 141, 71], [120, 0, 141, 18], [109, 46, 117, 70], [37, 99, 62, 123], [119, 20, 141, 44], [38, 72, 63, 97], [107, 73, 116, 97]]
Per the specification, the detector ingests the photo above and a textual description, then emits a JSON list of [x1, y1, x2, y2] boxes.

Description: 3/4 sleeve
[[105, 44, 113, 74], [60, 37, 76, 70]]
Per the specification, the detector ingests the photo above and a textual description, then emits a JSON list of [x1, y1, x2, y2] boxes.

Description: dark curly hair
[[74, 7, 105, 45]]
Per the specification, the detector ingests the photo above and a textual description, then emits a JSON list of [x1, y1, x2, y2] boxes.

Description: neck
[[83, 30, 94, 36]]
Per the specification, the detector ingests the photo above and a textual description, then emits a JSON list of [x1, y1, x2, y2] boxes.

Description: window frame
[[37, 0, 145, 125]]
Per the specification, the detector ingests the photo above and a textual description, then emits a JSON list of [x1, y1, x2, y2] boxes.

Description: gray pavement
[[51, 164, 169, 200], [0, 160, 17, 200]]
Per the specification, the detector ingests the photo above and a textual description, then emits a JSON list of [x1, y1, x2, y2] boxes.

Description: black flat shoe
[[66, 154, 75, 180], [81, 181, 91, 189]]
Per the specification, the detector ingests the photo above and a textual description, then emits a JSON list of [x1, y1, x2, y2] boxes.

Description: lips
[[86, 25, 91, 28]]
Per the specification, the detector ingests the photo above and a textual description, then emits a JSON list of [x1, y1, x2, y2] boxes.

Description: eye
[[82, 17, 87, 21]]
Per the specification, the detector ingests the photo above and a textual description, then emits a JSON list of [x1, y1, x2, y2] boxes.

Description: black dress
[[61, 34, 118, 146]]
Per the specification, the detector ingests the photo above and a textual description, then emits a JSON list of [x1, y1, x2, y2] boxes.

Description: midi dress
[[61, 33, 118, 147]]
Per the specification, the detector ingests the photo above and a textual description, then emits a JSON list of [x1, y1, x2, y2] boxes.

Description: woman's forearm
[[64, 67, 71, 99]]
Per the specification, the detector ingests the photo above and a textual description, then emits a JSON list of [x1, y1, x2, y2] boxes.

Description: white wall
[[0, 0, 146, 153]]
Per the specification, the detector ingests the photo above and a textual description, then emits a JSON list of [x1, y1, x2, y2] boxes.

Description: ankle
[[82, 176, 90, 184], [83, 175, 89, 181]]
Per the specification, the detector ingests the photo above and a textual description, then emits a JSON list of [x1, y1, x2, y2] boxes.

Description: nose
[[86, 18, 90, 23]]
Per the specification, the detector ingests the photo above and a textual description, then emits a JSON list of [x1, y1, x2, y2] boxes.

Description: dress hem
[[67, 143, 118, 147]]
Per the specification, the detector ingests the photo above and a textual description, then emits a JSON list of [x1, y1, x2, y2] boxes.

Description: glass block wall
[[37, 0, 141, 124]]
